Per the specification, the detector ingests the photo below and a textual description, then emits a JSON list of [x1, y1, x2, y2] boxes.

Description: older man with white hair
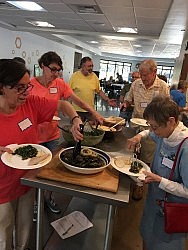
[[123, 59, 170, 199]]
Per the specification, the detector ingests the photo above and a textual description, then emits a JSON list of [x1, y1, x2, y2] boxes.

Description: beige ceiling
[[0, 0, 188, 59]]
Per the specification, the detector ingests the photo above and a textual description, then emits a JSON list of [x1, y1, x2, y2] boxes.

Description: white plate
[[130, 118, 148, 127], [104, 116, 125, 125], [111, 155, 150, 177], [1, 144, 52, 169], [53, 116, 61, 121]]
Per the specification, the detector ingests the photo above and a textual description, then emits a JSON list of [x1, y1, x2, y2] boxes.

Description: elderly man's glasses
[[46, 65, 62, 74], [13, 82, 34, 94], [132, 75, 140, 79]]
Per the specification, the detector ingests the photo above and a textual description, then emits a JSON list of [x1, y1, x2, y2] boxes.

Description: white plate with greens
[[111, 155, 150, 177], [1, 144, 52, 169]]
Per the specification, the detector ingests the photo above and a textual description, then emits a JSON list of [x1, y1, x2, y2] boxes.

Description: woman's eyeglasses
[[14, 82, 34, 94], [46, 65, 63, 74], [146, 122, 162, 131]]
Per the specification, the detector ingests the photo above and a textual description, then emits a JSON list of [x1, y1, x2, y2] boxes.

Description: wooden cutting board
[[37, 153, 119, 193]]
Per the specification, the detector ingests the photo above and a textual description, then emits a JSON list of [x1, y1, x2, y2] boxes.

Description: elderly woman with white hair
[[128, 96, 188, 250]]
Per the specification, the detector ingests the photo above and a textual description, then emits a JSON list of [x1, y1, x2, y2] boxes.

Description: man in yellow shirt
[[69, 57, 116, 121]]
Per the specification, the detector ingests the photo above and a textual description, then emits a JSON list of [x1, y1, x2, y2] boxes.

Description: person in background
[[122, 59, 169, 200], [171, 80, 188, 128], [103, 76, 114, 93], [170, 84, 177, 91], [128, 96, 188, 250], [0, 59, 83, 250], [107, 76, 114, 85], [157, 74, 167, 83], [30, 51, 104, 218], [170, 80, 188, 112], [69, 56, 117, 121], [119, 71, 140, 122], [116, 72, 123, 83]]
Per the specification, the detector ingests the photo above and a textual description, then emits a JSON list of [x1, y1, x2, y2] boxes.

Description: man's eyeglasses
[[46, 65, 63, 74], [14, 82, 34, 94], [132, 76, 140, 79]]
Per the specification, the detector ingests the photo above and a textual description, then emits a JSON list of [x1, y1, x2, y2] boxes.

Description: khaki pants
[[0, 189, 34, 250]]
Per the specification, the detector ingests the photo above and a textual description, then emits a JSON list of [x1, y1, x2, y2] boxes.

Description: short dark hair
[[0, 59, 29, 95], [13, 57, 26, 65], [80, 57, 92, 68], [157, 74, 167, 83], [38, 51, 62, 69], [143, 95, 180, 125]]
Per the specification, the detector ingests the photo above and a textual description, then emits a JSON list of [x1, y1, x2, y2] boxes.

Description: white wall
[[1, 26, 184, 84], [0, 27, 93, 82]]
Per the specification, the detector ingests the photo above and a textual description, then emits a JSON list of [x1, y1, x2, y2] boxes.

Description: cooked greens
[[60, 148, 106, 168], [129, 160, 143, 174], [13, 145, 38, 160]]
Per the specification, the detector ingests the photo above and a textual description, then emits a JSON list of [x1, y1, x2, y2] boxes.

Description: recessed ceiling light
[[133, 44, 142, 48], [94, 22, 105, 26], [87, 41, 99, 44], [27, 21, 55, 27], [116, 27, 137, 33], [6, 1, 45, 11], [101, 35, 129, 41]]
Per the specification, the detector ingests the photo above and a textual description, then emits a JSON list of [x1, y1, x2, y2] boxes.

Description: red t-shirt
[[30, 77, 73, 143], [0, 95, 57, 203]]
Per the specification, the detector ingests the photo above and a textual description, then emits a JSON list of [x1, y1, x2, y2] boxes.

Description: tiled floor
[[28, 96, 188, 250]]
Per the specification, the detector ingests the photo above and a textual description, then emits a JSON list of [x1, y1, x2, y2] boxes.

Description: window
[[99, 59, 132, 81], [157, 65, 174, 84]]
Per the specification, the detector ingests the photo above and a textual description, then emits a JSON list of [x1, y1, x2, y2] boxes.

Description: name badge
[[18, 118, 32, 131], [153, 90, 159, 97], [162, 157, 173, 169], [50, 87, 57, 94], [140, 102, 147, 108]]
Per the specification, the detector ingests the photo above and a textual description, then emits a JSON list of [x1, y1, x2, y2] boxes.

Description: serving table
[[21, 127, 135, 250]]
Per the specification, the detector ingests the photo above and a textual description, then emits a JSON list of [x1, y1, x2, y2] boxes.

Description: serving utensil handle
[[72, 124, 84, 157], [110, 119, 124, 129]]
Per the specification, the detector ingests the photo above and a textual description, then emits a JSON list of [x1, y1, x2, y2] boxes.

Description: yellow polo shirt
[[69, 71, 100, 112]]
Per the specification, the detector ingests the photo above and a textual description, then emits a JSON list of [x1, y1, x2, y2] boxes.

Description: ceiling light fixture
[[87, 41, 99, 44], [27, 21, 54, 27], [71, 4, 103, 14], [94, 22, 105, 26], [101, 35, 133, 41], [6, 1, 45, 11], [133, 44, 142, 48], [116, 27, 137, 33]]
